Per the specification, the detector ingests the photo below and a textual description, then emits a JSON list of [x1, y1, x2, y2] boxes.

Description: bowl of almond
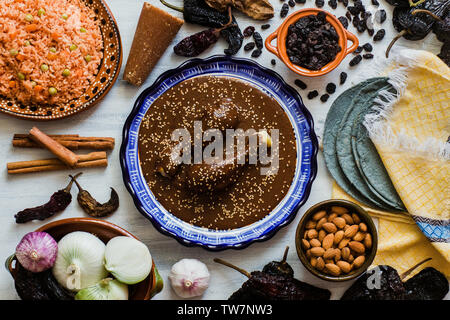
[[295, 199, 378, 281]]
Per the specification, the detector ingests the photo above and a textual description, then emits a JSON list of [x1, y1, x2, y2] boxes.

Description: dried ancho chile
[[341, 258, 448, 300], [161, 0, 243, 55], [214, 247, 331, 300], [14, 173, 79, 223], [286, 12, 341, 71], [70, 173, 119, 218]]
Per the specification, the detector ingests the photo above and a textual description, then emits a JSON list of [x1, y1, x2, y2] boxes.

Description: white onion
[[52, 231, 108, 291], [75, 278, 128, 300], [104, 236, 152, 285]]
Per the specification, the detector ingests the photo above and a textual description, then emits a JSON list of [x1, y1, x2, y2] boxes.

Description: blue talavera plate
[[120, 55, 318, 251]]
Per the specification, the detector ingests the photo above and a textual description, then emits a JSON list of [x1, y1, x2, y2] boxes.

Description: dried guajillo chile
[[14, 173, 80, 223], [386, 0, 450, 57], [69, 173, 119, 218], [214, 248, 331, 300], [161, 0, 243, 55], [174, 7, 235, 57], [341, 258, 449, 300]]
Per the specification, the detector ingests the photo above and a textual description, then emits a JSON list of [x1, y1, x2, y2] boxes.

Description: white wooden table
[[0, 0, 445, 300]]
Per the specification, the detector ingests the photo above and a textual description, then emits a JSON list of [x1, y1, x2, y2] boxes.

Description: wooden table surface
[[0, 0, 446, 300]]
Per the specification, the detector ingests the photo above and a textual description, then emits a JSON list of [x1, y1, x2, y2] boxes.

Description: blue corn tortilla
[[335, 78, 396, 211], [352, 110, 407, 211], [323, 78, 386, 209]]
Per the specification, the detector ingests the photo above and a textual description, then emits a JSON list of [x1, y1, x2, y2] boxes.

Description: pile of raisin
[[286, 12, 341, 71]]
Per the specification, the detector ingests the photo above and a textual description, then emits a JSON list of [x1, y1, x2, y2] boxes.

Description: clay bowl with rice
[[0, 0, 122, 120]]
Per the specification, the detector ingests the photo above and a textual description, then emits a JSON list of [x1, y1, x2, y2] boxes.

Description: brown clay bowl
[[265, 8, 359, 77], [0, 0, 122, 120], [6, 218, 163, 300], [295, 199, 378, 281]]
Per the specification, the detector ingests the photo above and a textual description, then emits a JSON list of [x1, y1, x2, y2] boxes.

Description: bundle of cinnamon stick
[[7, 127, 115, 174]]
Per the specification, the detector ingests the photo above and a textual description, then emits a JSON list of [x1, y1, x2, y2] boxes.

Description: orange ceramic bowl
[[6, 218, 163, 300], [265, 8, 359, 77]]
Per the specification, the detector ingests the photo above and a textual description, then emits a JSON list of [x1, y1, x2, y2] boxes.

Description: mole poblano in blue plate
[[120, 56, 317, 250]]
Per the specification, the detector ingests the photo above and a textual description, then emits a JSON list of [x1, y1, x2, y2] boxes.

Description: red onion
[[15, 232, 58, 273]]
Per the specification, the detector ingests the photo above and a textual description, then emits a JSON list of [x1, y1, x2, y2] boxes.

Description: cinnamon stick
[[7, 152, 107, 174], [13, 134, 115, 150], [29, 127, 79, 167]]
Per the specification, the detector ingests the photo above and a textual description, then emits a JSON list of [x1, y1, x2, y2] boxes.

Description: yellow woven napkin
[[363, 49, 449, 263], [332, 182, 450, 278]]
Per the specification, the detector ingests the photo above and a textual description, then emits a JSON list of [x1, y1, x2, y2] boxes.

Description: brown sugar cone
[[123, 2, 184, 86]]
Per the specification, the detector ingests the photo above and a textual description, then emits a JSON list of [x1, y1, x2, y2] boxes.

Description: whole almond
[[338, 238, 350, 249], [325, 263, 341, 276], [364, 233, 372, 249], [305, 220, 317, 229], [344, 225, 350, 231], [334, 230, 344, 245], [344, 225, 359, 238], [322, 233, 334, 250], [310, 238, 321, 247], [310, 257, 318, 267], [352, 213, 361, 224], [333, 248, 341, 262], [302, 239, 311, 249], [349, 241, 365, 254], [337, 261, 351, 273], [316, 217, 327, 230], [353, 231, 365, 242], [332, 217, 346, 229], [341, 247, 350, 260], [307, 229, 318, 239], [318, 229, 327, 242], [327, 213, 338, 222], [312, 210, 326, 221], [316, 257, 325, 270], [342, 213, 354, 224], [331, 206, 348, 215], [353, 255, 365, 268], [323, 222, 337, 233], [359, 222, 368, 232], [323, 248, 336, 260], [310, 247, 325, 257]]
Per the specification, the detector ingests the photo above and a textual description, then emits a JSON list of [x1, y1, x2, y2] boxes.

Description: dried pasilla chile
[[14, 173, 79, 223], [174, 8, 235, 57], [214, 248, 331, 300], [70, 173, 119, 218], [161, 0, 243, 55], [386, 0, 450, 57]]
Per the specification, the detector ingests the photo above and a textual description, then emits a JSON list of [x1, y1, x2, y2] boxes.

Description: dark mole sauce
[[138, 76, 297, 230]]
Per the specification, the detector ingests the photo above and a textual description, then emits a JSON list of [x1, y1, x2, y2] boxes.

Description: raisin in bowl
[[266, 8, 359, 77]]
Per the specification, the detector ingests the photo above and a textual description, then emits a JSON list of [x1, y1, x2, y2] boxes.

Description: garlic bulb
[[75, 278, 128, 300], [169, 259, 210, 298], [104, 236, 152, 284], [52, 231, 108, 291], [15, 232, 58, 273]]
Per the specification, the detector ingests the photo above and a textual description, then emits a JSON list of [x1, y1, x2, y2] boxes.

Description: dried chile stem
[[159, 0, 184, 12], [213, 258, 251, 278], [64, 172, 82, 192], [385, 30, 407, 58], [411, 9, 442, 21], [400, 257, 432, 281], [281, 246, 289, 263]]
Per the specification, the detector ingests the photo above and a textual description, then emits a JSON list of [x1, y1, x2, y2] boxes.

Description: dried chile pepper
[[14, 173, 79, 223], [404, 267, 449, 300], [214, 250, 331, 300], [174, 8, 234, 57], [386, 0, 450, 57], [70, 173, 119, 218], [161, 0, 243, 55]]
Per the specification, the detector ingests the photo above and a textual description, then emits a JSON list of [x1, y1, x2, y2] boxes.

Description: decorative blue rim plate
[[120, 55, 318, 251]]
